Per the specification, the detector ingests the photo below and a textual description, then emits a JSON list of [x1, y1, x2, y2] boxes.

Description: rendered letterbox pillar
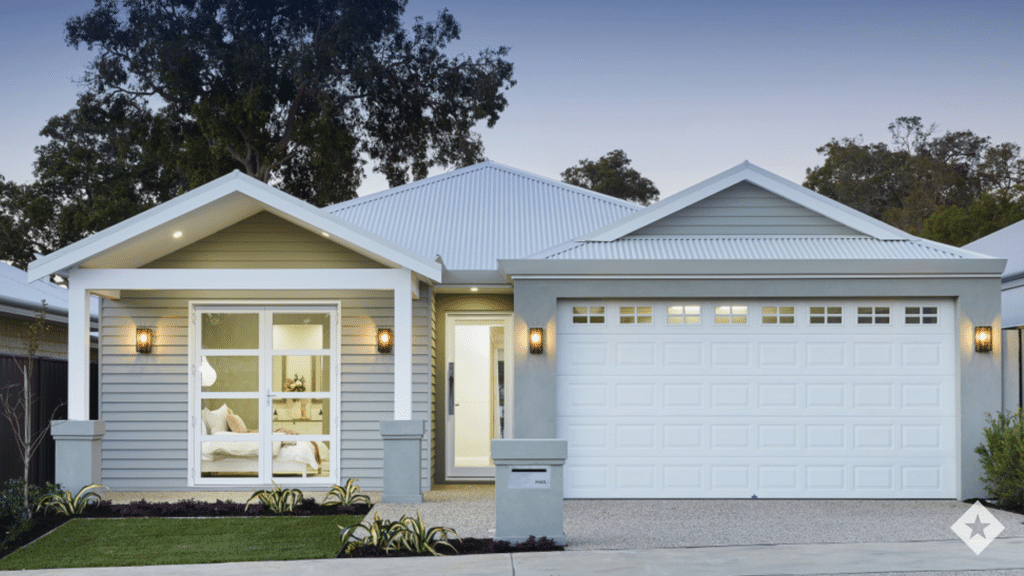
[[491, 438, 568, 545]]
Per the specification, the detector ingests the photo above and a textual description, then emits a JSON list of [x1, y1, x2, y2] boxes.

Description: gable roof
[[28, 171, 442, 283], [580, 161, 910, 242], [324, 161, 640, 270], [963, 220, 1024, 282]]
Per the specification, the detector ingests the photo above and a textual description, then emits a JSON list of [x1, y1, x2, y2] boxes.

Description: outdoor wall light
[[377, 328, 394, 354], [529, 328, 544, 354], [975, 326, 993, 353], [136, 328, 153, 353]]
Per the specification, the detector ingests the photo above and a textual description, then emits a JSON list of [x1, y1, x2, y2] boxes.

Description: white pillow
[[201, 408, 211, 435], [202, 403, 230, 434]]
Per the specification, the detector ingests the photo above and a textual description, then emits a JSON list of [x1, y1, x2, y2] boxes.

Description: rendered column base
[[380, 419, 425, 503], [492, 438, 568, 546], [50, 419, 105, 493]]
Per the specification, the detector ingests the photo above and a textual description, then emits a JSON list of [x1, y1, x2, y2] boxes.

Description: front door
[[445, 313, 513, 479]]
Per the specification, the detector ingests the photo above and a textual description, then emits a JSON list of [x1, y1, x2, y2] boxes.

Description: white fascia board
[[497, 258, 1007, 278], [69, 268, 416, 292], [29, 171, 442, 283], [581, 162, 909, 242]]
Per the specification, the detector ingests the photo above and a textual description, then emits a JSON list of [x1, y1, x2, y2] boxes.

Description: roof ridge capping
[[579, 161, 920, 243], [324, 160, 643, 214]]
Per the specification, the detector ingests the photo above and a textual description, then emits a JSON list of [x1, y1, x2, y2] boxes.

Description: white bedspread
[[201, 432, 321, 470]]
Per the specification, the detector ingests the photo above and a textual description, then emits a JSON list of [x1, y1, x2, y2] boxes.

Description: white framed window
[[189, 303, 339, 486], [905, 306, 939, 325], [572, 306, 606, 324], [857, 306, 891, 325], [714, 305, 747, 325], [809, 306, 843, 325], [619, 305, 653, 325], [762, 305, 796, 325], [667, 304, 701, 325]]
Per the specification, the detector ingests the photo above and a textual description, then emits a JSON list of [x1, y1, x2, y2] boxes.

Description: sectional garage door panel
[[556, 300, 957, 499]]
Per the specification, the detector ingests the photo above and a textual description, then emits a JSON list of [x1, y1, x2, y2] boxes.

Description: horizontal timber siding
[[630, 181, 865, 236], [143, 212, 386, 269], [100, 288, 432, 492]]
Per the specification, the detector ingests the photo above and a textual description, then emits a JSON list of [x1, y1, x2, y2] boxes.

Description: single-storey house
[[964, 224, 1024, 411], [28, 161, 1008, 501]]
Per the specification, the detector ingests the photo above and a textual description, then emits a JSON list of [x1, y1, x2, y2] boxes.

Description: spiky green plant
[[338, 512, 458, 557], [245, 482, 303, 514], [35, 484, 105, 516], [323, 479, 370, 508]]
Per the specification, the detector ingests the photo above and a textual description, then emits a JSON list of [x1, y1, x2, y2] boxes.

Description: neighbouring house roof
[[533, 236, 973, 261], [0, 262, 99, 324], [963, 221, 1024, 283], [324, 161, 640, 271], [28, 171, 442, 283]]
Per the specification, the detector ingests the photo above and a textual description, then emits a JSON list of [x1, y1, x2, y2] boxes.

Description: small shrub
[[975, 407, 1024, 511], [323, 479, 370, 508], [36, 484, 106, 516], [245, 482, 303, 514], [0, 480, 62, 520], [338, 512, 457, 557]]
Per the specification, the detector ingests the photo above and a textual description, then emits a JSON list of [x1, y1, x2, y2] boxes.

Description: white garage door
[[556, 300, 957, 498]]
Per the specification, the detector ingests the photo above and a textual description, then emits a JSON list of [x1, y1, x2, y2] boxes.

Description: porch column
[[381, 271, 424, 502], [67, 284, 91, 420]]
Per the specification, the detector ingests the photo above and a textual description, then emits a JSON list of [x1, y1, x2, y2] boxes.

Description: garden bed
[[342, 536, 563, 557]]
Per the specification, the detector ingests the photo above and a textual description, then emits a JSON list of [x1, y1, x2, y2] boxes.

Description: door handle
[[448, 362, 455, 416]]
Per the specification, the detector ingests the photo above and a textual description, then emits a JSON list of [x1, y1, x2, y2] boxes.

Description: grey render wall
[[99, 288, 432, 491], [431, 293, 513, 484], [629, 182, 866, 237], [511, 275, 1003, 499]]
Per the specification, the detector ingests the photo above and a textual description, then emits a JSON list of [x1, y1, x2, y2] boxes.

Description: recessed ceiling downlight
[[172, 231, 183, 239]]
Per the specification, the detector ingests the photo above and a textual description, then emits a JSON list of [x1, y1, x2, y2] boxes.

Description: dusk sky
[[0, 0, 1021, 198]]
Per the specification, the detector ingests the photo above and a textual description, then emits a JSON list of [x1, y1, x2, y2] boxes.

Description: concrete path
[[8, 537, 1024, 576]]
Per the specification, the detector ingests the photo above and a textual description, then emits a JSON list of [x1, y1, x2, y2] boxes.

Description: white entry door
[[557, 299, 957, 498], [445, 313, 513, 479]]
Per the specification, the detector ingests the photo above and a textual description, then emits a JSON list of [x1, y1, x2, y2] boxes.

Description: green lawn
[[0, 514, 362, 570]]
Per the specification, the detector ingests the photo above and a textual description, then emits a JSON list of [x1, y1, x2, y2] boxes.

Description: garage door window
[[761, 306, 795, 325], [906, 306, 939, 325], [809, 306, 843, 325], [857, 306, 890, 324], [572, 306, 605, 324], [619, 306, 653, 324], [714, 305, 747, 324], [667, 305, 701, 325]]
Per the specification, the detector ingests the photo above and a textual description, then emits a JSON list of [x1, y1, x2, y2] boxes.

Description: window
[[668, 305, 701, 325], [762, 306, 795, 325], [810, 306, 842, 325], [714, 305, 747, 324], [619, 306, 653, 324], [857, 306, 890, 324], [905, 306, 938, 325], [572, 306, 605, 324]]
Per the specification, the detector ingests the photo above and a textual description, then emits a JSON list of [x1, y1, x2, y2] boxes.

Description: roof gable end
[[28, 171, 442, 282], [581, 162, 910, 242]]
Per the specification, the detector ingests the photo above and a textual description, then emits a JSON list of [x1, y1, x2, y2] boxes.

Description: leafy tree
[[65, 0, 514, 202], [561, 150, 660, 205], [805, 117, 1024, 234], [920, 187, 1024, 246]]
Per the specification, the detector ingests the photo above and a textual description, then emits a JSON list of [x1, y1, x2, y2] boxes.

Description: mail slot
[[508, 467, 551, 489]]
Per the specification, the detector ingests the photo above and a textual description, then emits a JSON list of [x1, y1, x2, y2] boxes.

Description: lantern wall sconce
[[974, 326, 993, 353], [377, 328, 394, 354], [136, 328, 153, 354], [529, 328, 544, 354]]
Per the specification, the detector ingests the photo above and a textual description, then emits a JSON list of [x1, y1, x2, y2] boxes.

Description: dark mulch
[[82, 498, 370, 518], [341, 536, 563, 558], [0, 516, 71, 561], [966, 498, 1024, 516]]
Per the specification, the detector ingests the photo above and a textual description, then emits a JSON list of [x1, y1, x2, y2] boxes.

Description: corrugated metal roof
[[538, 237, 971, 261], [0, 262, 99, 319], [324, 161, 640, 270]]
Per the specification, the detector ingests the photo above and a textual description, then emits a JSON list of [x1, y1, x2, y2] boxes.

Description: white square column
[[67, 284, 92, 421]]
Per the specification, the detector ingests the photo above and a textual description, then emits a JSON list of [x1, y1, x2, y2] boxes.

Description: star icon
[[966, 515, 990, 538]]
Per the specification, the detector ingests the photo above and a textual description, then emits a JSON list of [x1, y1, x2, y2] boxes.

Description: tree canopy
[[0, 0, 514, 268], [561, 150, 660, 205], [804, 117, 1024, 244]]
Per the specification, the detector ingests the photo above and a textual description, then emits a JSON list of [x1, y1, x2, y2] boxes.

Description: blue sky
[[0, 0, 1021, 198]]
